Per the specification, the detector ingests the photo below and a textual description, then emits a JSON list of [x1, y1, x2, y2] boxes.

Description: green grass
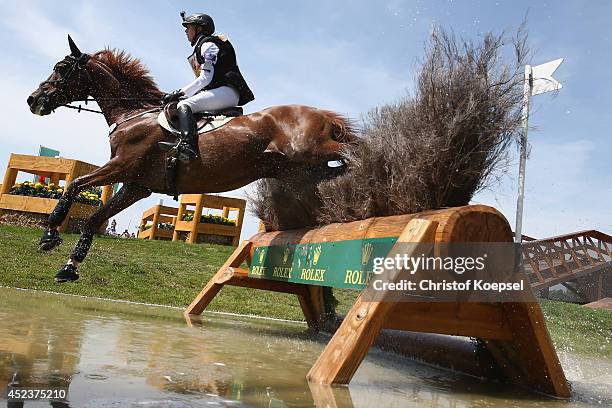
[[0, 224, 610, 358], [0, 224, 306, 320], [540, 299, 612, 358]]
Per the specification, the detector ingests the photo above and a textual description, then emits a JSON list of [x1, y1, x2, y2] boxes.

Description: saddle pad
[[157, 112, 236, 135]]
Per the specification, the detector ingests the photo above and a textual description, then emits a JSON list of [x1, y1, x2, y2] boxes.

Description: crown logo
[[362, 243, 373, 265], [283, 247, 290, 264], [299, 245, 308, 257], [313, 245, 322, 266], [258, 248, 266, 264]]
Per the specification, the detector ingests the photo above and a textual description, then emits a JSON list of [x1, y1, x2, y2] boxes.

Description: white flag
[[531, 58, 564, 96]]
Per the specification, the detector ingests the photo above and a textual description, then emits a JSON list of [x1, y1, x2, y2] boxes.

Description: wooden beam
[[184, 241, 252, 315], [307, 219, 438, 385]]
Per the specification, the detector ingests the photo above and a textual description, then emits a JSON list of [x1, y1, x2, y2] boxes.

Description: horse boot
[[176, 105, 199, 162]]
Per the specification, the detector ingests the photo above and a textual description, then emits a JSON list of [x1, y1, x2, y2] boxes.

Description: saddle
[[158, 102, 242, 135], [158, 103, 244, 200]]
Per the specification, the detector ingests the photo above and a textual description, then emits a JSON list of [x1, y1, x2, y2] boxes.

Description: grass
[[0, 224, 610, 358], [0, 224, 307, 320]]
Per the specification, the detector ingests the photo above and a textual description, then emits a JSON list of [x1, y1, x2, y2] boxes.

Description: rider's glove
[[162, 89, 184, 105]]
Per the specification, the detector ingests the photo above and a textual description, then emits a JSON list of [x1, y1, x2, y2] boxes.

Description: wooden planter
[[138, 194, 246, 246], [0, 153, 113, 232], [138, 205, 178, 241]]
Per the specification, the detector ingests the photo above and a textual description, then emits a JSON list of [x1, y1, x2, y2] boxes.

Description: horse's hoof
[[39, 228, 63, 251], [55, 264, 79, 283]]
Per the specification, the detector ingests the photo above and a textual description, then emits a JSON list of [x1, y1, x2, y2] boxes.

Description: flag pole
[[515, 64, 532, 243]]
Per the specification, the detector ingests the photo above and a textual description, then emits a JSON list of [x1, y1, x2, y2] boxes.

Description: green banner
[[249, 237, 397, 289], [39, 146, 60, 157]]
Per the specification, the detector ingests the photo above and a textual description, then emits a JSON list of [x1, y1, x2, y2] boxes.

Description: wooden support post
[[307, 219, 438, 385], [173, 199, 186, 241], [233, 204, 246, 247], [50, 173, 61, 186], [184, 240, 252, 315], [496, 302, 571, 397], [222, 206, 229, 218], [100, 185, 112, 204], [297, 286, 326, 330], [0, 164, 17, 217], [149, 205, 161, 242], [188, 194, 204, 244], [1, 167, 17, 195]]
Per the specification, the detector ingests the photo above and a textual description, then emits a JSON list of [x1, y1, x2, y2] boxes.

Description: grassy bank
[[0, 224, 610, 357]]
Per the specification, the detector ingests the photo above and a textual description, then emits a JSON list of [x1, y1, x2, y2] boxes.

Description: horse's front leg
[[39, 159, 123, 251], [55, 183, 151, 283]]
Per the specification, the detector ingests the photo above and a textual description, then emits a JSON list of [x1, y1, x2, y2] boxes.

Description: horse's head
[[27, 35, 92, 116]]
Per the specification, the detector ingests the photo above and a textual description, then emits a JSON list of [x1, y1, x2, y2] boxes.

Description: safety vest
[[187, 34, 255, 106]]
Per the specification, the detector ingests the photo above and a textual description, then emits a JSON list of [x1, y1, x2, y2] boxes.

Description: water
[[0, 287, 610, 407]]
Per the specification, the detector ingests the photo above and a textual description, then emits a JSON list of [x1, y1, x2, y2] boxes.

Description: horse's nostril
[[27, 95, 34, 106]]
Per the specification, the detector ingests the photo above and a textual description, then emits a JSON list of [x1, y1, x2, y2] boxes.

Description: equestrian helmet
[[180, 12, 215, 36]]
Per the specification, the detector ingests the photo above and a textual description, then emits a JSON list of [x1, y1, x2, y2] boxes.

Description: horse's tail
[[324, 111, 358, 144]]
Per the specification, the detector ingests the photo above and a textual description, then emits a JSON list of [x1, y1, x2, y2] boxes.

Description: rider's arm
[[181, 42, 220, 98]]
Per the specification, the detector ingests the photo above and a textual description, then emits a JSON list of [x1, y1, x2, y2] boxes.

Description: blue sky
[[0, 0, 610, 239]]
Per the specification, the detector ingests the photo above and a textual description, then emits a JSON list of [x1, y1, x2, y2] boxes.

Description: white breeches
[[177, 86, 240, 113]]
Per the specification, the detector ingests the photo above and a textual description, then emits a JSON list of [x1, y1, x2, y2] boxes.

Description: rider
[[162, 12, 255, 162]]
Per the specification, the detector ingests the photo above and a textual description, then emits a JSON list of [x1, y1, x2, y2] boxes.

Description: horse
[[27, 35, 355, 282]]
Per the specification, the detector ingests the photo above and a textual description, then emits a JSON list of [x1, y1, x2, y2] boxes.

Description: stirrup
[[177, 143, 198, 162]]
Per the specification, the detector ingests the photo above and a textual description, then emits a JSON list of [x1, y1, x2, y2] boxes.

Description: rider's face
[[185, 24, 199, 43]]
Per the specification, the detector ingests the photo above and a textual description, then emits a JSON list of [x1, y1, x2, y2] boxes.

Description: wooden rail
[[0, 153, 113, 232], [521, 230, 612, 302]]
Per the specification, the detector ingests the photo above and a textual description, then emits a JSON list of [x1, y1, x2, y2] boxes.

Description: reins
[[60, 97, 162, 115]]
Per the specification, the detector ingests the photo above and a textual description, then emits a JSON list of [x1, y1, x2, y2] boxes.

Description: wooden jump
[[172, 194, 246, 246], [0, 153, 113, 232], [138, 194, 246, 246], [185, 205, 570, 398], [138, 205, 178, 241]]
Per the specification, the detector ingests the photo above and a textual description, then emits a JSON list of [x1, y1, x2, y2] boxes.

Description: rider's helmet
[[180, 11, 215, 37]]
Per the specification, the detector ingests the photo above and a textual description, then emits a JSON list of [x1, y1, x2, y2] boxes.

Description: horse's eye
[[54, 62, 68, 73]]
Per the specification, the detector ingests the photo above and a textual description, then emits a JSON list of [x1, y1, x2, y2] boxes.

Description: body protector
[[187, 34, 254, 106]]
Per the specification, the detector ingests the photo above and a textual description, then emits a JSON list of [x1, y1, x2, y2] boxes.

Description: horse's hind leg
[[55, 183, 151, 283], [40, 159, 123, 251]]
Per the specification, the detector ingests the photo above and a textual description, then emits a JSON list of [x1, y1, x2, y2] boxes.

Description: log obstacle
[[0, 153, 113, 232], [184, 205, 570, 398]]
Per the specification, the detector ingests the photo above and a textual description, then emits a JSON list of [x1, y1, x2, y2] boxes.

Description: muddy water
[[0, 287, 609, 407]]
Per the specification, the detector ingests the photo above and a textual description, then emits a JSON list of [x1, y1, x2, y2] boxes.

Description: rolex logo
[[258, 248, 266, 264], [313, 245, 322, 266], [283, 247, 290, 264], [362, 243, 373, 265]]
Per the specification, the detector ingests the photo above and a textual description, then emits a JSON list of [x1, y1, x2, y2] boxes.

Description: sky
[[0, 0, 610, 241]]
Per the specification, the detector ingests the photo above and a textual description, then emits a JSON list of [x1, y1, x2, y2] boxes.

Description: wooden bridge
[[521, 230, 612, 303]]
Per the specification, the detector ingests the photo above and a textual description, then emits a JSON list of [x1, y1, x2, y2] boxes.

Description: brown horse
[[27, 36, 355, 282]]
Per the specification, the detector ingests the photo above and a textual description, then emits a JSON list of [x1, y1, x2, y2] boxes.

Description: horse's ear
[[68, 34, 82, 57]]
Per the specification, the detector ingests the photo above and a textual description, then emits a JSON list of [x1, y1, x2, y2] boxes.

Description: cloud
[[0, 2, 72, 61]]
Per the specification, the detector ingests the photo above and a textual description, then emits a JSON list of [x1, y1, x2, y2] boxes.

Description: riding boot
[[177, 105, 198, 162]]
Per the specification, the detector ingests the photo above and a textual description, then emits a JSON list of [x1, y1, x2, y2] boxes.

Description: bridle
[[40, 53, 161, 115], [38, 53, 101, 112]]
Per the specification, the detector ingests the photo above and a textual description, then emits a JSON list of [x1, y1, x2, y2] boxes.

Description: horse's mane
[[93, 49, 164, 107]]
